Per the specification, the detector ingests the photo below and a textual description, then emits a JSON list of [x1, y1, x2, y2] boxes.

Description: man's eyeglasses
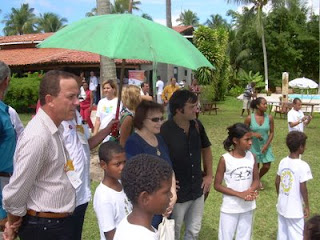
[[147, 117, 165, 122]]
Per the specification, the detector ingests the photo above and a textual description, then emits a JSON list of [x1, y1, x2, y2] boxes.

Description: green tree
[[227, 0, 269, 90], [85, 8, 97, 17], [37, 12, 67, 32], [2, 3, 37, 35], [176, 9, 199, 26], [111, 0, 141, 13], [205, 14, 230, 29], [193, 26, 231, 100]]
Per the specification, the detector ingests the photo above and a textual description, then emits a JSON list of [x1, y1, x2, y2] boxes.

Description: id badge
[[65, 159, 82, 189], [76, 125, 87, 144]]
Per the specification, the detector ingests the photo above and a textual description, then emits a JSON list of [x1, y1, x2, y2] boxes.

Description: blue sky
[[0, 0, 319, 35]]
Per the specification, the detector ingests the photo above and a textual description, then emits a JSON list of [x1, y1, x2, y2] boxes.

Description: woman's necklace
[[137, 130, 161, 156]]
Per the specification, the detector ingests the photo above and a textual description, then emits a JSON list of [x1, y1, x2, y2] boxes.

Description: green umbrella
[[37, 14, 213, 70]]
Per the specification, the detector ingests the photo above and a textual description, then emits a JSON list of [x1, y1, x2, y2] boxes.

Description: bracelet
[[299, 119, 302, 124]]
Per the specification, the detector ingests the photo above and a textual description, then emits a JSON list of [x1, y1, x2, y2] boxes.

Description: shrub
[[228, 86, 244, 97], [5, 72, 42, 113], [200, 84, 216, 103]]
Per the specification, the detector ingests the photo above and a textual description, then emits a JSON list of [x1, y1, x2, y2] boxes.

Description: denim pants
[[70, 202, 88, 240], [19, 215, 74, 240], [172, 195, 204, 240]]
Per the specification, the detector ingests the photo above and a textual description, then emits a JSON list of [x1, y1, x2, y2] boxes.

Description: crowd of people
[[0, 60, 318, 240]]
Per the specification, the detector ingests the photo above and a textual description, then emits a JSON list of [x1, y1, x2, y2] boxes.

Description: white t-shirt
[[220, 151, 256, 214], [89, 76, 98, 91], [156, 80, 164, 95], [277, 157, 312, 218], [96, 97, 120, 142], [61, 111, 91, 207], [114, 216, 159, 240], [79, 86, 86, 102], [93, 182, 132, 240], [287, 109, 305, 132]]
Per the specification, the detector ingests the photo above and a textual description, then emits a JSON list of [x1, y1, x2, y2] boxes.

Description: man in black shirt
[[160, 90, 213, 240]]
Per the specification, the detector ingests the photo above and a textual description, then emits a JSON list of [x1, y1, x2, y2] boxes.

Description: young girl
[[214, 123, 259, 240], [245, 97, 274, 189]]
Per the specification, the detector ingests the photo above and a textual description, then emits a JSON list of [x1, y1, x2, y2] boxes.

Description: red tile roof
[[0, 33, 54, 44], [0, 48, 150, 66], [172, 26, 194, 34]]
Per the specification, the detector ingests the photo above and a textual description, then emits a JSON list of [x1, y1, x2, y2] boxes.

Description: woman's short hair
[[102, 79, 118, 97], [133, 100, 164, 130], [122, 85, 141, 111]]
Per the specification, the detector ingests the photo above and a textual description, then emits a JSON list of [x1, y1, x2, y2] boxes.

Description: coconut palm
[[96, 0, 117, 82], [227, 0, 269, 90], [111, 0, 141, 13], [85, 7, 97, 17], [166, 0, 174, 80], [37, 13, 67, 32], [2, 3, 37, 35], [176, 9, 199, 27], [141, 13, 153, 21], [205, 14, 230, 29]]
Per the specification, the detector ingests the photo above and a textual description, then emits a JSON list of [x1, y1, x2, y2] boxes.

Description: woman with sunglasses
[[125, 100, 177, 229]]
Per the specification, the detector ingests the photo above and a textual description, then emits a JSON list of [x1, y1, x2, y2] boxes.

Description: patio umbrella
[[37, 14, 213, 70], [289, 77, 318, 89]]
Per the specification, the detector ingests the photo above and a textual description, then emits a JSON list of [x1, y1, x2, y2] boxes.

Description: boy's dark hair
[[250, 97, 265, 109], [223, 123, 251, 151], [305, 215, 320, 240], [286, 131, 307, 153], [98, 141, 125, 163], [133, 100, 164, 130], [293, 98, 302, 104], [169, 90, 197, 116], [121, 154, 172, 205]]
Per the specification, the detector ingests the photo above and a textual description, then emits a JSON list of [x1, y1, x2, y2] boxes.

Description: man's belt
[[27, 209, 72, 219], [0, 172, 12, 177]]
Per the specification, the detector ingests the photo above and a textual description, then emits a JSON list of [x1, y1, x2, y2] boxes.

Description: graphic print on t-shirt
[[102, 105, 114, 114], [280, 168, 294, 196], [230, 166, 253, 181]]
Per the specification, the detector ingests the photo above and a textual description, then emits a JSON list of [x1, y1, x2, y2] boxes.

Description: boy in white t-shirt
[[93, 142, 132, 240], [287, 98, 312, 132], [114, 154, 173, 240], [276, 131, 313, 240]]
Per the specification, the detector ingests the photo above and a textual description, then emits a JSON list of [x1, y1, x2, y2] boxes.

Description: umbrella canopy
[[289, 77, 318, 89], [37, 14, 213, 70]]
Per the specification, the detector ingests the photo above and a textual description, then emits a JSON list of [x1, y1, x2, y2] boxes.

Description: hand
[[261, 144, 268, 154], [106, 119, 119, 131], [254, 133, 263, 140], [3, 219, 21, 240], [175, 180, 180, 192], [162, 206, 174, 217], [201, 175, 213, 194]]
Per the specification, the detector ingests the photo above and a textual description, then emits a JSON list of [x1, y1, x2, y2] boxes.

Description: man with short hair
[[3, 70, 79, 240], [0, 61, 16, 232], [89, 71, 98, 105], [241, 82, 256, 117], [160, 90, 213, 240], [161, 77, 180, 119], [140, 82, 150, 96]]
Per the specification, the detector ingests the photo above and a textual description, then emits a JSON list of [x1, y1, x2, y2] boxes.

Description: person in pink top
[[80, 81, 94, 129]]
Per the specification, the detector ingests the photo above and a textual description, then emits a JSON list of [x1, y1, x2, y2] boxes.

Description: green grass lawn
[[19, 97, 320, 240]]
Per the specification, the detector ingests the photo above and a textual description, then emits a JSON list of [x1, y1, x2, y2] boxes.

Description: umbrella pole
[[111, 59, 126, 138]]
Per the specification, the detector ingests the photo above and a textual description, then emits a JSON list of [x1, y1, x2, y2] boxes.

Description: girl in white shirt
[[214, 123, 260, 240]]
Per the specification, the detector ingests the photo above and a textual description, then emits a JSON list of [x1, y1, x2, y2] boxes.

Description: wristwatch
[[298, 119, 302, 124]]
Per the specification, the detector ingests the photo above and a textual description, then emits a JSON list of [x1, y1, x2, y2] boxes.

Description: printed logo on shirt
[[102, 105, 114, 114], [280, 168, 294, 195], [230, 166, 252, 181]]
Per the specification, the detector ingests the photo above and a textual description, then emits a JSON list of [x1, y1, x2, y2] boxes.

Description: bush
[[200, 84, 216, 103], [5, 72, 42, 113], [228, 86, 244, 97]]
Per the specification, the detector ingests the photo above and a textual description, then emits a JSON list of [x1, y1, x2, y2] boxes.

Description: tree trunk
[[96, 0, 117, 86], [261, 24, 269, 91], [166, 0, 174, 82], [128, 0, 133, 13]]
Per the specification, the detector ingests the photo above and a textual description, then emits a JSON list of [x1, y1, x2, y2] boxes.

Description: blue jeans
[[172, 195, 204, 240], [19, 215, 74, 240], [70, 202, 88, 240]]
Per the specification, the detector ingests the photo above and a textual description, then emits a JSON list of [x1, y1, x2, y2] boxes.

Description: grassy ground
[[19, 98, 320, 240]]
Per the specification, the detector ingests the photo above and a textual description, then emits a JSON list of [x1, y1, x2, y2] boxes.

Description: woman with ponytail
[[244, 97, 274, 190]]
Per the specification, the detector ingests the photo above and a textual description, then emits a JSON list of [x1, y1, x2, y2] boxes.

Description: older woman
[[125, 100, 177, 229], [93, 79, 120, 142]]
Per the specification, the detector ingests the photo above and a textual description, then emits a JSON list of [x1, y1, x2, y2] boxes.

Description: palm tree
[[227, 0, 269, 90], [205, 14, 230, 29], [166, 0, 174, 81], [85, 7, 97, 17], [96, 0, 117, 82], [141, 13, 153, 21], [37, 13, 67, 32], [176, 10, 199, 27], [111, 0, 141, 13], [2, 3, 37, 35]]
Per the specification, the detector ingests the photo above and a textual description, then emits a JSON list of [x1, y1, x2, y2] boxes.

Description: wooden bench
[[274, 102, 292, 118], [201, 102, 219, 115]]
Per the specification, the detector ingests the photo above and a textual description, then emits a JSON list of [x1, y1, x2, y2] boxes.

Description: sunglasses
[[147, 117, 165, 122]]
